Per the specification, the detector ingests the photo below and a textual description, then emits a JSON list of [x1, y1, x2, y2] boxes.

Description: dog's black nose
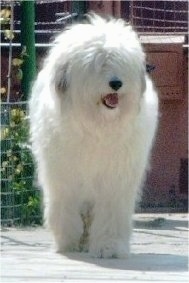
[[109, 78, 122, 91]]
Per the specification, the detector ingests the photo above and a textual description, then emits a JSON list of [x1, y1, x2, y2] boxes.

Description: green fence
[[1, 102, 42, 226]]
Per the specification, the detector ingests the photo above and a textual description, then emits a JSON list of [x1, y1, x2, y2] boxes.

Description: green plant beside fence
[[1, 102, 42, 226]]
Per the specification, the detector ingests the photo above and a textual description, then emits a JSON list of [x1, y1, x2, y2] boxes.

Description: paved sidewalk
[[1, 214, 188, 282]]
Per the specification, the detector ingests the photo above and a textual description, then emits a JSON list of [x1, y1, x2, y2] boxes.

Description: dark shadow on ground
[[134, 217, 188, 230], [64, 252, 188, 272]]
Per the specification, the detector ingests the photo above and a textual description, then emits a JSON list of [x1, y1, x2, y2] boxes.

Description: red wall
[[144, 50, 188, 208]]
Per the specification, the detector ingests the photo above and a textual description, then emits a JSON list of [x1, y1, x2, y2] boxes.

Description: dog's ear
[[141, 71, 146, 95], [54, 63, 69, 94]]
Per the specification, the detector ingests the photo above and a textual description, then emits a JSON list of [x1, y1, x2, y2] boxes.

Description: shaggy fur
[[29, 14, 158, 258]]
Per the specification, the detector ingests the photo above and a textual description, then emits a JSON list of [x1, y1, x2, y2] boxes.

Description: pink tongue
[[103, 93, 118, 108]]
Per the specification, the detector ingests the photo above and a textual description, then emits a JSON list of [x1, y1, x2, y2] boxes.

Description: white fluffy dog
[[29, 14, 158, 258]]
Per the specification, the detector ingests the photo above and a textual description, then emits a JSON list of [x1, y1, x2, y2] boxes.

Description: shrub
[[1, 102, 42, 226]]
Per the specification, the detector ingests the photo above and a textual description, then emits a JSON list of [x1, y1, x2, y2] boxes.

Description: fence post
[[20, 0, 36, 100], [71, 0, 86, 15]]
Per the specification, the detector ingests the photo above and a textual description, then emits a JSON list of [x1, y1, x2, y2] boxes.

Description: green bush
[[1, 103, 42, 226]]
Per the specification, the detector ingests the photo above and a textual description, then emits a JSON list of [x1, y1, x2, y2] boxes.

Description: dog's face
[[48, 15, 146, 123]]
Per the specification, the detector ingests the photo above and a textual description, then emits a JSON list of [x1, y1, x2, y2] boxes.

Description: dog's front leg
[[45, 198, 83, 253], [89, 195, 134, 258]]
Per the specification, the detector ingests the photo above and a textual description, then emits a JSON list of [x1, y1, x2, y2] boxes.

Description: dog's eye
[[146, 64, 156, 73]]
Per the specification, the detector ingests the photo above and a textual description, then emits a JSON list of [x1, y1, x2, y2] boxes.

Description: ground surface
[[1, 214, 188, 282]]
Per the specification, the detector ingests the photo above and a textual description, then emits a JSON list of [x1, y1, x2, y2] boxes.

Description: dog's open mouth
[[102, 93, 119, 109]]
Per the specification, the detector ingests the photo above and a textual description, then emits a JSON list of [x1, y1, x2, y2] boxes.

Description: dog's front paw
[[89, 240, 130, 258]]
